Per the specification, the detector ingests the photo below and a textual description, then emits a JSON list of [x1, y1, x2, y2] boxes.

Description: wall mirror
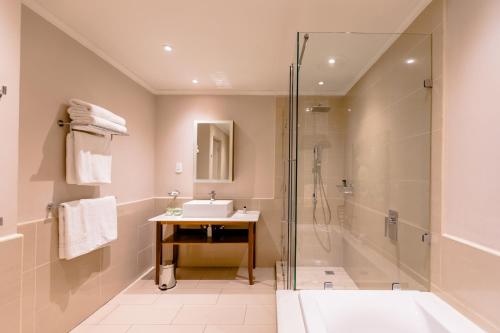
[[194, 120, 234, 183]]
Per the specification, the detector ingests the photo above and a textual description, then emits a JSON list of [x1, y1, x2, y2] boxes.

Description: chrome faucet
[[209, 190, 216, 201]]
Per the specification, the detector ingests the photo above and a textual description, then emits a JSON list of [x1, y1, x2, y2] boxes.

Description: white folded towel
[[69, 99, 126, 126], [66, 131, 112, 185], [58, 196, 117, 260], [69, 113, 128, 134]]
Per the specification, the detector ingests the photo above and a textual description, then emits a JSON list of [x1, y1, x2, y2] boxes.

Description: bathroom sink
[[182, 200, 234, 218]]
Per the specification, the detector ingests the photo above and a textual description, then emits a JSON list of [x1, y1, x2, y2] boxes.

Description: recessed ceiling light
[[163, 45, 173, 52], [406, 58, 416, 64], [347, 108, 352, 112], [318, 81, 325, 86], [192, 79, 199, 84], [328, 58, 336, 64]]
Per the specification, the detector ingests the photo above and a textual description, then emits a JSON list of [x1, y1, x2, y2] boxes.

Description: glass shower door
[[288, 32, 432, 291]]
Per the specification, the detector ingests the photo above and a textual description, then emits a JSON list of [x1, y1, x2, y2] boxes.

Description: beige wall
[[432, 0, 500, 331], [155, 95, 281, 267], [18, 7, 156, 222], [0, 1, 23, 331], [443, 0, 500, 251], [0, 0, 21, 236], [16, 7, 158, 333], [155, 95, 276, 199]]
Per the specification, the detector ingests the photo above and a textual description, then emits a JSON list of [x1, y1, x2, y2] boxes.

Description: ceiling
[[23, 0, 430, 95]]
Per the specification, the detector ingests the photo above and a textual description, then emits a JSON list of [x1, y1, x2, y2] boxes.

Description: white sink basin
[[182, 200, 234, 218]]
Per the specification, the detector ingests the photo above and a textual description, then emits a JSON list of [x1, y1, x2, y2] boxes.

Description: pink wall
[[433, 0, 500, 331], [155, 95, 276, 199], [443, 0, 500, 252], [0, 0, 21, 236], [16, 7, 159, 332], [18, 7, 156, 222]]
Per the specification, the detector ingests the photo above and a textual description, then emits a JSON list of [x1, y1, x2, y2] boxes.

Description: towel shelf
[[58, 120, 129, 137]]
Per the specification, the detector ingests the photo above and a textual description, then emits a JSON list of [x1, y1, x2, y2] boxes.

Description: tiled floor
[[276, 262, 358, 290], [71, 267, 277, 333]]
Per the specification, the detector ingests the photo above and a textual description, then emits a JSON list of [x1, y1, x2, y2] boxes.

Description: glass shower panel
[[291, 32, 432, 291]]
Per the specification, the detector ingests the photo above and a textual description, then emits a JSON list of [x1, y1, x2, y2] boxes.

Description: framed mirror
[[194, 120, 234, 183]]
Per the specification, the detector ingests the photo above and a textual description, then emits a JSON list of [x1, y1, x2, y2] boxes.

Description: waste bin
[[159, 262, 176, 290]]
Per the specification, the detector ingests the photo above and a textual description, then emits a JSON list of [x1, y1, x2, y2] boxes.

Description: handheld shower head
[[311, 105, 331, 113]]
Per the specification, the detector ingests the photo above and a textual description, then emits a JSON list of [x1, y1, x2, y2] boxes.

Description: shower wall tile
[[398, 222, 430, 286], [389, 134, 431, 181], [389, 180, 430, 230], [431, 77, 443, 132], [387, 88, 432, 140], [341, 1, 436, 293]]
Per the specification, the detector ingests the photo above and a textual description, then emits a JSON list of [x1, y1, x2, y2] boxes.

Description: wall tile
[[0, 235, 23, 333], [35, 218, 58, 267], [21, 270, 36, 333], [18, 222, 36, 272], [441, 237, 500, 331]]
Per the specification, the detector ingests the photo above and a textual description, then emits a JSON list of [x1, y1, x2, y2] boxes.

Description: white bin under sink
[[182, 200, 234, 218]]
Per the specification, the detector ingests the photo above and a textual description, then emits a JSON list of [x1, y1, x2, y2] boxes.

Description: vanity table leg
[[248, 222, 254, 285], [155, 222, 162, 285], [253, 223, 256, 269], [172, 225, 179, 265]]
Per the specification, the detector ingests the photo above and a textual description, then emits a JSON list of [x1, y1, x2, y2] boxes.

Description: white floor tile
[[100, 305, 180, 325], [70, 325, 131, 333], [217, 290, 276, 305], [72, 267, 277, 333], [112, 293, 159, 305], [244, 305, 277, 325], [154, 289, 220, 306], [204, 325, 277, 333], [172, 305, 246, 325], [80, 302, 120, 325], [126, 325, 205, 333]]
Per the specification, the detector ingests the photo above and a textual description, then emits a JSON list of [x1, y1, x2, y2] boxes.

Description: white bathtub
[[277, 290, 484, 333]]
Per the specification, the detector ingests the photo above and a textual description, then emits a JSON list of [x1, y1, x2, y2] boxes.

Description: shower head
[[308, 105, 331, 113]]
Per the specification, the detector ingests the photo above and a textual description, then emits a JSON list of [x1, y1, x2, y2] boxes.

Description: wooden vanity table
[[149, 211, 260, 285]]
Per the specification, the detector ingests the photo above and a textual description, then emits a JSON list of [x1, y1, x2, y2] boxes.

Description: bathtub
[[276, 290, 484, 333]]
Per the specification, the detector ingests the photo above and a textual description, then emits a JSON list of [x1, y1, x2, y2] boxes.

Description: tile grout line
[[243, 304, 249, 326], [169, 303, 184, 325], [123, 324, 133, 332], [33, 223, 39, 333]]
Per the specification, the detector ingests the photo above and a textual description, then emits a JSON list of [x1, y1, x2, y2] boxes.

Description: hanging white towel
[[69, 113, 128, 134], [58, 200, 87, 259], [69, 98, 127, 126], [58, 196, 117, 260], [66, 131, 112, 185]]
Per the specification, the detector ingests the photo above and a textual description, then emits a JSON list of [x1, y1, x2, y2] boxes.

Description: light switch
[[175, 162, 183, 174]]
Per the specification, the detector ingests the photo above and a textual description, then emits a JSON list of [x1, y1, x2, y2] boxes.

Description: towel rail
[[47, 196, 118, 211], [58, 120, 129, 137]]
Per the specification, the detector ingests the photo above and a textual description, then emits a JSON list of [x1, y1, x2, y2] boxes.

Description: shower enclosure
[[281, 32, 432, 291]]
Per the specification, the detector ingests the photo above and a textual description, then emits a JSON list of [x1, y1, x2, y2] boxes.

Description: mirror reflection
[[195, 121, 234, 182]]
